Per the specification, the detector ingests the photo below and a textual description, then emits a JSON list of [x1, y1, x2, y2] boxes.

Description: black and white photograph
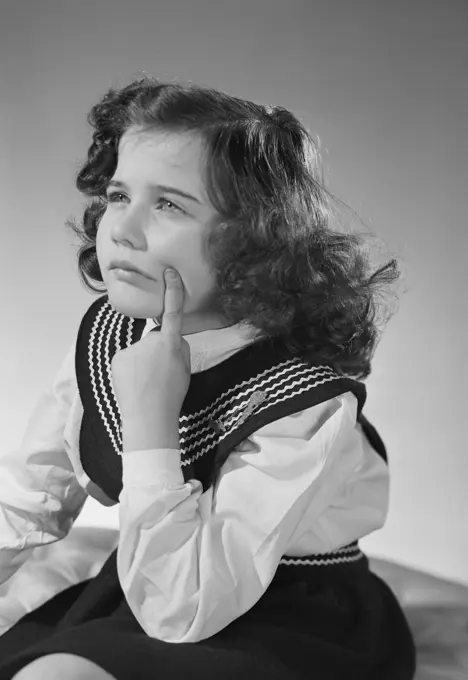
[[1, 1, 467, 678]]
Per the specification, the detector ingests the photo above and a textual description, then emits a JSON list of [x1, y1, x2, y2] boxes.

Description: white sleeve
[[117, 391, 375, 643], [0, 342, 88, 587]]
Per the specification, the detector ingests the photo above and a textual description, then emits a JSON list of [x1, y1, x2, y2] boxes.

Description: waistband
[[274, 541, 369, 583]]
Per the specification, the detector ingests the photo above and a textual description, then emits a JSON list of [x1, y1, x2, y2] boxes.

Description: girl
[[0, 76, 416, 679]]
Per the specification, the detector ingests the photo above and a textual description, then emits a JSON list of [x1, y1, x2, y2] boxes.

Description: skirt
[[0, 548, 416, 680]]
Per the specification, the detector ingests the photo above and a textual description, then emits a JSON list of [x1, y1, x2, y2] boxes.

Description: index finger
[[160, 268, 185, 343]]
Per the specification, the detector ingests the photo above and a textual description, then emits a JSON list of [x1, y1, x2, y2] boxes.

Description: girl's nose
[[111, 209, 146, 245]]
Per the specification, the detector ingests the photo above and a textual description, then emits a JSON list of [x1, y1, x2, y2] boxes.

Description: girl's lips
[[112, 268, 158, 285], [110, 260, 157, 280]]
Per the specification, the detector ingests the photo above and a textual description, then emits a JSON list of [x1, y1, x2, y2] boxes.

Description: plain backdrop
[[1, 0, 467, 585]]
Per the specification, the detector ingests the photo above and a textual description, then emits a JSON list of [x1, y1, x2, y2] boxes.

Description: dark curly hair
[[66, 74, 400, 380]]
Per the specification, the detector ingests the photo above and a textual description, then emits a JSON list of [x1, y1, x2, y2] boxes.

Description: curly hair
[[66, 74, 400, 379]]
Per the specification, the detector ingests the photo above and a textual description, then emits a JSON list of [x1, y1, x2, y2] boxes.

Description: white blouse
[[0, 318, 389, 643]]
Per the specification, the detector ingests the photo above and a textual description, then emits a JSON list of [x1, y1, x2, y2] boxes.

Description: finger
[[160, 268, 184, 343]]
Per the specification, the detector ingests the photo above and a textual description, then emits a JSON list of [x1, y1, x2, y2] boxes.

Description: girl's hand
[[111, 268, 191, 427]]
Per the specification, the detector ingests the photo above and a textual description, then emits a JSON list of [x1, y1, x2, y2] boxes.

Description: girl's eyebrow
[[107, 179, 203, 205]]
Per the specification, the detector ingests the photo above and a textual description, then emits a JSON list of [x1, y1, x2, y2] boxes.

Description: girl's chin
[[106, 289, 162, 321]]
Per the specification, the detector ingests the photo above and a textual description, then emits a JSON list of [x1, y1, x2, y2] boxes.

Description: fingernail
[[165, 269, 178, 279]]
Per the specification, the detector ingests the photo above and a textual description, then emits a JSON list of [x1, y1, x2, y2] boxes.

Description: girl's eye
[[105, 191, 127, 203], [105, 191, 182, 214], [157, 198, 182, 213]]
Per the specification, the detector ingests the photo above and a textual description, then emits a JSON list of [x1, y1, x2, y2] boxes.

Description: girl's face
[[96, 128, 228, 335]]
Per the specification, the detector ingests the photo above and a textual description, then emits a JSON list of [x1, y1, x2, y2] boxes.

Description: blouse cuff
[[121, 448, 185, 488]]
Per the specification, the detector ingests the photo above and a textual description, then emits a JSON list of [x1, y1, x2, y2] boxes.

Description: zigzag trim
[[87, 301, 345, 464], [179, 361, 337, 430], [88, 303, 135, 457], [98, 301, 339, 432], [179, 364, 338, 441], [179, 372, 342, 467], [279, 543, 364, 567], [279, 552, 365, 567]]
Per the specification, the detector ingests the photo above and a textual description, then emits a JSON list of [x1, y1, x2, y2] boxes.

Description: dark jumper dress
[[0, 296, 416, 680]]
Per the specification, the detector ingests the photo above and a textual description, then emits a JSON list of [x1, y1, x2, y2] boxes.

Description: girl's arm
[[117, 391, 389, 643], [0, 342, 88, 587]]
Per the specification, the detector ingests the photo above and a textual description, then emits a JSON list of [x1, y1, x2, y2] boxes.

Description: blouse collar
[[142, 318, 262, 373]]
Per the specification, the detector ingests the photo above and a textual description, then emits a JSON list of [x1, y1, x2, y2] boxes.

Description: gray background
[[1, 0, 467, 584]]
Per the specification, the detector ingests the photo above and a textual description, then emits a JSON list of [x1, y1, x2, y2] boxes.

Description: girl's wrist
[[121, 415, 180, 453]]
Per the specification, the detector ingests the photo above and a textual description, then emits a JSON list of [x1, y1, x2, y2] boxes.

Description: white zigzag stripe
[[180, 373, 341, 467], [179, 361, 336, 431], [125, 312, 132, 347], [99, 301, 337, 416], [88, 305, 120, 457], [95, 309, 121, 457], [279, 552, 364, 566], [324, 544, 360, 555], [97, 303, 340, 459], [90, 305, 135, 458], [180, 369, 339, 449], [96, 317, 115, 446], [179, 364, 336, 441], [100, 301, 335, 410], [103, 311, 124, 445], [92, 303, 343, 467]]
